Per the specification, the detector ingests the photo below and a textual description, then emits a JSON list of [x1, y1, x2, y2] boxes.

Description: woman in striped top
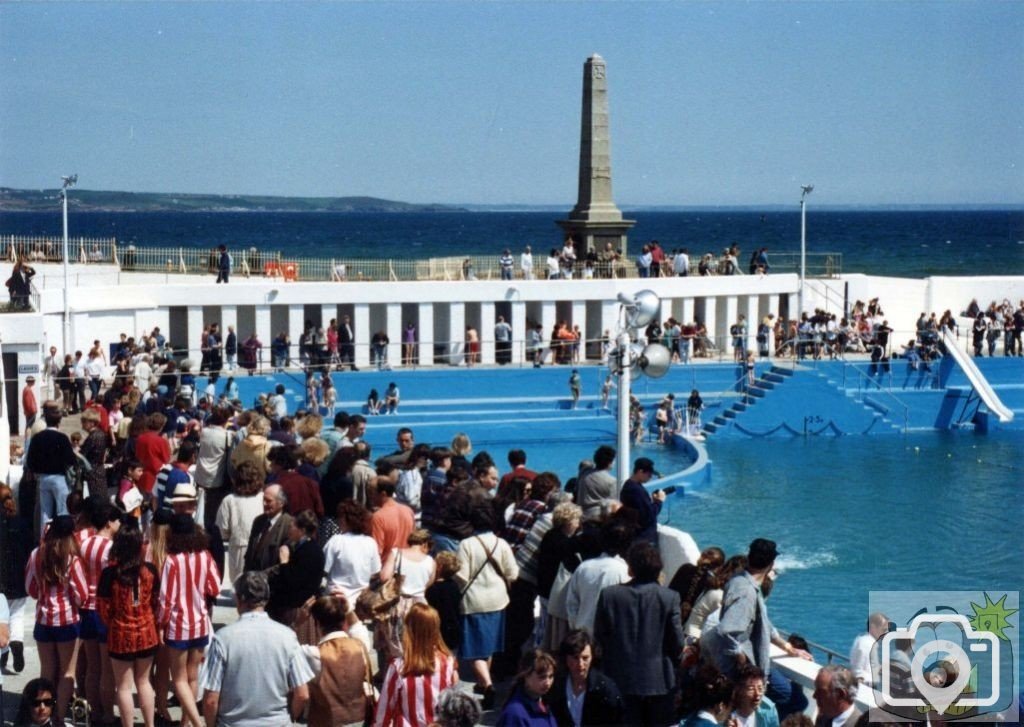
[[158, 514, 221, 727], [374, 603, 457, 727], [144, 507, 174, 726], [25, 514, 88, 725], [97, 525, 161, 727], [79, 502, 122, 724]]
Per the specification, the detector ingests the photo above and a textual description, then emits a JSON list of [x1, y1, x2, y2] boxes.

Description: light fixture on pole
[[610, 290, 671, 486], [798, 184, 813, 319], [61, 174, 77, 355]]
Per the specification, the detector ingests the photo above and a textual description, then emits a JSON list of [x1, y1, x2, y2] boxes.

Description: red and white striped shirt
[[75, 527, 96, 547], [79, 533, 113, 610], [159, 550, 221, 642], [374, 653, 457, 727], [25, 549, 88, 627]]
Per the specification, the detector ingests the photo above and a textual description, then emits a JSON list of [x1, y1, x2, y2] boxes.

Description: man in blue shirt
[[200, 572, 313, 727]]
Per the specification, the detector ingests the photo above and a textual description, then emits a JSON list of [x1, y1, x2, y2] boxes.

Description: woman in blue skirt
[[455, 497, 519, 710]]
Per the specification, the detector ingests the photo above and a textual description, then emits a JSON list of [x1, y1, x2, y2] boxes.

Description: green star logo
[[967, 592, 1018, 641]]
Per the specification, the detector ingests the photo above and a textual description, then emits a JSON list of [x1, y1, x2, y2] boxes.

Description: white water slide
[[941, 329, 1014, 423]]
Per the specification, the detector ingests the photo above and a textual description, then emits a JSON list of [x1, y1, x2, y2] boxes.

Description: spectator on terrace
[[669, 546, 725, 624], [849, 612, 889, 685], [549, 629, 625, 727], [215, 461, 265, 581], [618, 458, 664, 546], [465, 327, 480, 367], [455, 497, 519, 708], [701, 539, 811, 681], [240, 332, 262, 374], [594, 542, 684, 726], [685, 554, 748, 640], [812, 665, 861, 727], [266, 444, 322, 517], [199, 571, 313, 727], [374, 603, 458, 727], [636, 244, 652, 278], [371, 478, 415, 560], [575, 445, 617, 522], [565, 519, 632, 635], [680, 667, 735, 727], [6, 258, 35, 310], [520, 245, 534, 280], [972, 314, 987, 357], [303, 594, 375, 727], [497, 649, 559, 727], [323, 500, 381, 603], [266, 509, 324, 627], [500, 249, 515, 280]]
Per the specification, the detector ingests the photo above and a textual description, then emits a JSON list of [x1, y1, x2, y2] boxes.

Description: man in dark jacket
[[216, 245, 230, 284], [594, 541, 684, 727], [25, 402, 79, 537], [618, 457, 665, 546], [550, 629, 625, 727]]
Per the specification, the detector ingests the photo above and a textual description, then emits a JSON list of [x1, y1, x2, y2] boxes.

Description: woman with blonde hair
[[230, 414, 272, 479], [298, 438, 329, 483], [449, 433, 472, 472], [296, 412, 323, 442], [374, 603, 457, 727], [25, 515, 88, 724]]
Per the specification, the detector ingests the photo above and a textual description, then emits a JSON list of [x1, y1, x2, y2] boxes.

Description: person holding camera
[[617, 458, 664, 547]]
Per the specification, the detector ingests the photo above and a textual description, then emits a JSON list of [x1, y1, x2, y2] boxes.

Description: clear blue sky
[[1, 1, 1022, 206]]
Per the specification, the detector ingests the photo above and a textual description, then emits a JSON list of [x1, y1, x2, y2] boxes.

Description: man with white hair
[[812, 664, 862, 727], [243, 485, 293, 573], [849, 612, 888, 685], [200, 571, 313, 727]]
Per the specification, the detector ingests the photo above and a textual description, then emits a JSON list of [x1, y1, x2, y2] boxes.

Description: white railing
[[4, 234, 842, 283]]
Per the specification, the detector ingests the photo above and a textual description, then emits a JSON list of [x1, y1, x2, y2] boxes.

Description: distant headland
[[0, 187, 464, 213]]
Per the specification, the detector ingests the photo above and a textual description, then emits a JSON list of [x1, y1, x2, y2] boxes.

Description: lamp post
[[61, 174, 77, 354], [798, 184, 813, 319], [613, 290, 671, 486]]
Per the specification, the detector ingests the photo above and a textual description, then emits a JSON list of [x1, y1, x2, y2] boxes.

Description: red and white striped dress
[[158, 550, 221, 642], [79, 533, 113, 610], [25, 549, 88, 627], [374, 652, 457, 727]]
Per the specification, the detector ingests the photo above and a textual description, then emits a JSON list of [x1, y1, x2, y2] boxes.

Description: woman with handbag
[[374, 603, 457, 727], [454, 498, 518, 709], [373, 529, 437, 664]]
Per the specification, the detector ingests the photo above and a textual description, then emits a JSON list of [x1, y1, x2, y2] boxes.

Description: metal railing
[[3, 234, 842, 283], [842, 363, 911, 432]]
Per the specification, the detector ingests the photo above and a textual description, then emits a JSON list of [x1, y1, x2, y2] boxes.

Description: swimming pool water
[[668, 429, 1024, 662]]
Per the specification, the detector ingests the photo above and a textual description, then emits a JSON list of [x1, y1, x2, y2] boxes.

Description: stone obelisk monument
[[557, 54, 635, 257]]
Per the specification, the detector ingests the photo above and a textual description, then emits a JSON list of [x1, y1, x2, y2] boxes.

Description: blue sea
[[2, 208, 1023, 277]]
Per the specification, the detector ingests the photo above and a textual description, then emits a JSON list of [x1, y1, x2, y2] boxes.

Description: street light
[[61, 174, 77, 354], [798, 184, 813, 319], [611, 290, 671, 485]]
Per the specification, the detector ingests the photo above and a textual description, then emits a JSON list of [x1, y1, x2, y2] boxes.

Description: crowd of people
[[964, 297, 1024, 358], [1, 344, 859, 727], [475, 240, 774, 282]]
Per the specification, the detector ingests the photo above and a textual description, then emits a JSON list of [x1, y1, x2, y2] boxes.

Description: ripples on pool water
[[666, 429, 1024, 659]]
